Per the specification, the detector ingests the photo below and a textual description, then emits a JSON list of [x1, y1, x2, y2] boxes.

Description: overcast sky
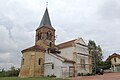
[[0, 0, 120, 69]]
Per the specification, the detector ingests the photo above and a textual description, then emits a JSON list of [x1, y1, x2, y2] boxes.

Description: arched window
[[38, 32, 42, 40], [38, 58, 41, 65], [39, 32, 42, 39], [46, 32, 49, 39], [50, 33, 52, 40]]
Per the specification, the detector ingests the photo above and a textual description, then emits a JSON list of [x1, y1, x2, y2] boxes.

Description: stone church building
[[19, 8, 92, 78]]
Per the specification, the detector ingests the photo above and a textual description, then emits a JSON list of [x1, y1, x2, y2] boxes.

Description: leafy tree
[[0, 68, 6, 77], [7, 66, 20, 77], [88, 40, 103, 74], [98, 60, 111, 70], [88, 40, 103, 63], [0, 66, 20, 77]]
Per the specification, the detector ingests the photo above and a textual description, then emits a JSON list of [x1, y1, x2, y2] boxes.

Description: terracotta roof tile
[[21, 45, 46, 53], [57, 39, 76, 49]]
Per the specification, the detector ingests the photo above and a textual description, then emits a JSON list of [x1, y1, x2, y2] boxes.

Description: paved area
[[70, 72, 120, 80]]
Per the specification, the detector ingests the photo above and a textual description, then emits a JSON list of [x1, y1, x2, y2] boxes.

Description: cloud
[[98, 0, 120, 20], [0, 23, 35, 69]]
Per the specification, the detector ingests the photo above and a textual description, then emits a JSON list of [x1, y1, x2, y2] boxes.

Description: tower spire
[[37, 4, 55, 30]]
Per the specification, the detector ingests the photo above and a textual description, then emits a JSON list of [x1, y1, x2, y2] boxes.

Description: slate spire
[[37, 8, 54, 30]]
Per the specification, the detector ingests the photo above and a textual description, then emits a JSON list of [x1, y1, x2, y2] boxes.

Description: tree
[[0, 66, 20, 77], [0, 68, 6, 77], [7, 66, 20, 77], [88, 40, 103, 74], [98, 60, 111, 70], [88, 40, 103, 63]]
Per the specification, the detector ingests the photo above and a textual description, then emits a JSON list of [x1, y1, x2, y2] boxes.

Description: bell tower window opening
[[39, 32, 42, 40], [38, 32, 42, 40], [46, 32, 49, 39]]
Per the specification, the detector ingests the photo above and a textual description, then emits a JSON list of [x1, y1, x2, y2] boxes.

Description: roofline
[[36, 26, 55, 31], [106, 53, 120, 61], [21, 45, 46, 53], [77, 53, 93, 57], [57, 39, 77, 46], [57, 39, 76, 49], [76, 43, 88, 47], [49, 53, 75, 63]]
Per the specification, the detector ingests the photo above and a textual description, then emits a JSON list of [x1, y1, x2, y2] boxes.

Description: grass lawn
[[0, 77, 69, 80]]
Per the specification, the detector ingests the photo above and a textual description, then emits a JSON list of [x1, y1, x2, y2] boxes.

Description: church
[[19, 7, 92, 78]]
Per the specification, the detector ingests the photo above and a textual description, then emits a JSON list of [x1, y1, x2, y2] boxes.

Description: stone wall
[[19, 51, 45, 77]]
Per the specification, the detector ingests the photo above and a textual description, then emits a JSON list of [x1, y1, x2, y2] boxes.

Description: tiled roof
[[21, 45, 46, 53], [106, 53, 120, 61], [57, 39, 77, 49], [57, 38, 87, 49]]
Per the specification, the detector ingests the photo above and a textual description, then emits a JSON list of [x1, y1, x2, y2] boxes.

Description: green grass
[[0, 77, 69, 80]]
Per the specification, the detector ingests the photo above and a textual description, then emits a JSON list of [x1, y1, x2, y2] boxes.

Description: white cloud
[[0, 25, 17, 52]]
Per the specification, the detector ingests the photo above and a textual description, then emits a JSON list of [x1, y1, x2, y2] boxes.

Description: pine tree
[[88, 40, 103, 74]]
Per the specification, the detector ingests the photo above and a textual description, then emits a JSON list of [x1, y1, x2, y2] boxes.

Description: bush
[[50, 74, 56, 77], [77, 73, 80, 76], [86, 73, 91, 76]]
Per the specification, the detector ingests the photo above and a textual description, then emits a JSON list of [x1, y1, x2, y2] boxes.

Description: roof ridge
[[57, 39, 77, 46]]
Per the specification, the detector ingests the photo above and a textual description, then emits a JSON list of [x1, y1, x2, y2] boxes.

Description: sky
[[0, 0, 120, 69]]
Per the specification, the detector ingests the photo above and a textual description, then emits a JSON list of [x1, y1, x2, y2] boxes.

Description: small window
[[46, 32, 49, 39], [38, 58, 41, 65], [50, 42, 52, 47], [52, 64, 54, 69], [114, 58, 116, 62]]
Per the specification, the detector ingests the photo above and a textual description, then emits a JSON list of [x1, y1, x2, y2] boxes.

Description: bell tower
[[19, 7, 56, 78], [35, 8, 55, 49]]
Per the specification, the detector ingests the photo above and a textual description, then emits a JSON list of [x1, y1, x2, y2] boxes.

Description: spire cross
[[46, 2, 48, 7]]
